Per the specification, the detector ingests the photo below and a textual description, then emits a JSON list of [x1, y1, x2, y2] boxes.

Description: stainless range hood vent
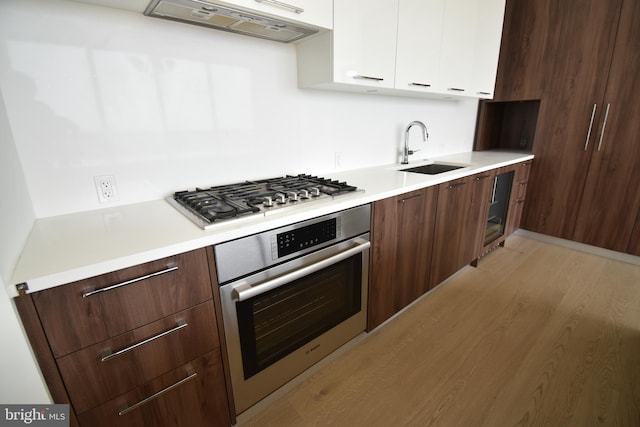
[[144, 0, 319, 42]]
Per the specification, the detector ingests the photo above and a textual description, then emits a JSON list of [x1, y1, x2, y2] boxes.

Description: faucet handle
[[408, 148, 420, 155]]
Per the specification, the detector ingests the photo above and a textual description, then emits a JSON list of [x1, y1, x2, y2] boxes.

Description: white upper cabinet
[[469, 0, 506, 98], [439, 0, 479, 94], [297, 0, 505, 99], [219, 0, 333, 29], [297, 0, 398, 91], [395, 0, 446, 94], [437, 0, 505, 98]]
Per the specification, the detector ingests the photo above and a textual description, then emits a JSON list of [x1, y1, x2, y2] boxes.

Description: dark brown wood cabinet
[[368, 187, 438, 331], [504, 161, 531, 237], [76, 351, 230, 427], [17, 248, 232, 427], [431, 172, 495, 287], [570, 0, 640, 252], [522, 0, 622, 241], [488, 0, 640, 254]]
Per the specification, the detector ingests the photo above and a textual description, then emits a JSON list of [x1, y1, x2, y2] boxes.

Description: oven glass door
[[236, 253, 362, 379]]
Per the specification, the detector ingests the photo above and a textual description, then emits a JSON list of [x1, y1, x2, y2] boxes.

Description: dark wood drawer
[[58, 301, 218, 414], [33, 248, 213, 357], [77, 351, 231, 427]]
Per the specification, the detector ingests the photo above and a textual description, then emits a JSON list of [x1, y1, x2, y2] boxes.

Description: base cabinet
[[77, 352, 229, 427], [368, 187, 438, 330], [430, 172, 494, 287], [368, 161, 531, 328], [17, 248, 232, 427]]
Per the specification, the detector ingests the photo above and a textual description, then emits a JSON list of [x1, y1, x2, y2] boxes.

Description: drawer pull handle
[[101, 321, 188, 362], [118, 371, 197, 416], [82, 266, 179, 298], [353, 74, 384, 82], [254, 0, 303, 14], [447, 87, 465, 92], [409, 82, 431, 88], [399, 194, 423, 203], [475, 174, 491, 181], [447, 182, 467, 189]]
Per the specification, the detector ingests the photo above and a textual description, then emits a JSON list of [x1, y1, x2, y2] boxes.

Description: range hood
[[144, 0, 319, 42]]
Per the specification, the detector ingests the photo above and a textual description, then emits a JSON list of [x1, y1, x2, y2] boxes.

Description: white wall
[[0, 90, 51, 403], [0, 0, 479, 219]]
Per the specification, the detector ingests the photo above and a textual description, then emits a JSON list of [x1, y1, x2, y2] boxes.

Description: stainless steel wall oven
[[215, 204, 371, 414]]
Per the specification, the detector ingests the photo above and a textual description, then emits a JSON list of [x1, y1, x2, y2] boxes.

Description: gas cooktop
[[168, 174, 362, 229]]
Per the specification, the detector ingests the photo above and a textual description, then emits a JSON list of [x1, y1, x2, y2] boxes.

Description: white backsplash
[[0, 0, 479, 218]]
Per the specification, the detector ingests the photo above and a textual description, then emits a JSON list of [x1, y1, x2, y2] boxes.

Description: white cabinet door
[[438, 0, 480, 96], [438, 0, 504, 98], [218, 0, 333, 29], [469, 0, 505, 98], [332, 0, 398, 89], [395, 0, 445, 93]]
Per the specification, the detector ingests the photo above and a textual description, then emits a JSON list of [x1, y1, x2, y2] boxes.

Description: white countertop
[[8, 151, 533, 297]]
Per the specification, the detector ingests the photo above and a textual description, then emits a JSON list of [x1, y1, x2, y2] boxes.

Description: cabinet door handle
[[118, 371, 198, 416], [101, 320, 188, 362], [447, 87, 465, 92], [597, 103, 611, 151], [490, 176, 498, 203], [477, 91, 491, 96], [474, 174, 492, 181], [399, 194, 423, 203], [447, 182, 467, 189], [409, 82, 431, 88], [254, 0, 303, 14], [82, 266, 179, 298], [353, 75, 384, 82], [584, 104, 597, 151]]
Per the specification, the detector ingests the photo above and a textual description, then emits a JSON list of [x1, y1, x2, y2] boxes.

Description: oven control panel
[[274, 218, 340, 258]]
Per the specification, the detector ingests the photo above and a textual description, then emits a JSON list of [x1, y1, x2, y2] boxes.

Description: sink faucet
[[401, 121, 429, 164]]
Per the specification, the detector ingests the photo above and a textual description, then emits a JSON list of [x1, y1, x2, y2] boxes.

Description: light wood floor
[[240, 236, 640, 426]]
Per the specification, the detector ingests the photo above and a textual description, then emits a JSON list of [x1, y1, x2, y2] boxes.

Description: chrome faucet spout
[[402, 120, 429, 164]]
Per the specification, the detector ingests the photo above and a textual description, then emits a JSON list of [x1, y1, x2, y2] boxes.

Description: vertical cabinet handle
[[490, 176, 498, 204], [82, 266, 179, 298], [254, 0, 303, 14], [118, 372, 198, 416], [584, 104, 597, 151], [597, 103, 611, 151]]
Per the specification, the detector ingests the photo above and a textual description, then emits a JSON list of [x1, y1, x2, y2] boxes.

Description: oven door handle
[[232, 238, 370, 302]]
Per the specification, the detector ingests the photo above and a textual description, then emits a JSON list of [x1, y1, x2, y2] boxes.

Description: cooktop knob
[[287, 191, 299, 202], [309, 187, 321, 197], [299, 189, 310, 199], [263, 196, 274, 207], [275, 193, 287, 204]]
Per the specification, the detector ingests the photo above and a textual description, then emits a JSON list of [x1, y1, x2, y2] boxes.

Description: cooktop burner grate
[[169, 174, 361, 229]]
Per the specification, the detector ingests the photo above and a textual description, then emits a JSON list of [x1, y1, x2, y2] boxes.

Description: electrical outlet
[[94, 175, 119, 203]]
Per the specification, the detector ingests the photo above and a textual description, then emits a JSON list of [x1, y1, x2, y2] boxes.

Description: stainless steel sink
[[400, 163, 465, 175]]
